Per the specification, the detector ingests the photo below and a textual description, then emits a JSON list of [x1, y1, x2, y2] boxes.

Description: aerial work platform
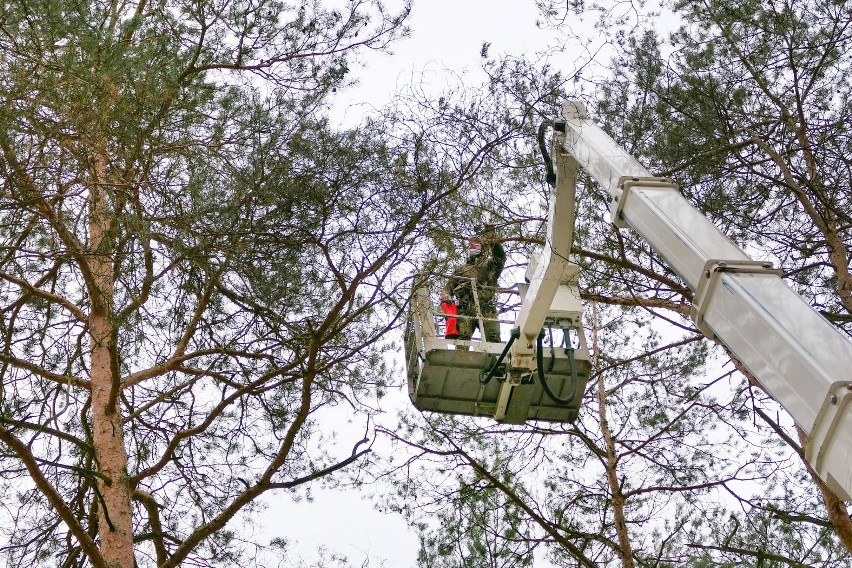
[[405, 272, 591, 424]]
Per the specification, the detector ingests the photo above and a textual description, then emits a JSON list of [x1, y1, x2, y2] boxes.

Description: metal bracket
[[806, 381, 852, 500], [612, 176, 679, 228], [691, 259, 783, 339]]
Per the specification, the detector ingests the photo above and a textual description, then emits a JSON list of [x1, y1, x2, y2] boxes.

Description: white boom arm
[[495, 130, 587, 421], [560, 101, 852, 500], [511, 131, 580, 361]]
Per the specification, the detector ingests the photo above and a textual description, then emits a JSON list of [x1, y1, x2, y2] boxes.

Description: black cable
[[536, 330, 578, 405], [480, 327, 521, 385], [546, 327, 556, 373], [537, 121, 556, 187]]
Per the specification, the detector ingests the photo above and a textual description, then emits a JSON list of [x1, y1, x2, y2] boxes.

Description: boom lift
[[406, 101, 852, 500]]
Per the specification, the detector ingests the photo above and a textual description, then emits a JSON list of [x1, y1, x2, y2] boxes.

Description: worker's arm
[[483, 225, 505, 276], [442, 269, 460, 302], [489, 241, 506, 274]]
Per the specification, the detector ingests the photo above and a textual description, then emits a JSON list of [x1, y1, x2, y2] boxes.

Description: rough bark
[[592, 302, 635, 568], [89, 151, 136, 568]]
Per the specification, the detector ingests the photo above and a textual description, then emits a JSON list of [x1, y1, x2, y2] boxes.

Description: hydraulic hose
[[536, 330, 578, 405], [546, 327, 557, 373], [538, 121, 556, 187], [480, 327, 521, 385]]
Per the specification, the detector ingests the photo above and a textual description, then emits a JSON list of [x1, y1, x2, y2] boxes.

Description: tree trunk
[[592, 302, 635, 568], [89, 153, 136, 568]]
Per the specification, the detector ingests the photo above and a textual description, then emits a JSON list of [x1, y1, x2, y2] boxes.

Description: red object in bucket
[[441, 301, 459, 338]]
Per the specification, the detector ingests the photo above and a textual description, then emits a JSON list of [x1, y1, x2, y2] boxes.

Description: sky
[[331, 0, 569, 122], [266, 1, 566, 566]]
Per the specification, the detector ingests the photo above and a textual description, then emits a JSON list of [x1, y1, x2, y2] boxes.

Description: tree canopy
[[0, 0, 851, 566]]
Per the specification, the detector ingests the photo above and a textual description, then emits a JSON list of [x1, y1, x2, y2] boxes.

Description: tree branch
[[0, 424, 107, 568]]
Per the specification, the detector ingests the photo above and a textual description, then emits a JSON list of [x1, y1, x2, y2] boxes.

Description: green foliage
[[415, 475, 537, 568]]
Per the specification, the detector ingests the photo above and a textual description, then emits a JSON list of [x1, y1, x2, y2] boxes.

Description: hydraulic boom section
[[559, 100, 852, 501]]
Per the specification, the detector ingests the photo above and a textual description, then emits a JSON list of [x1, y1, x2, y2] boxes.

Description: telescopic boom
[[558, 100, 852, 500]]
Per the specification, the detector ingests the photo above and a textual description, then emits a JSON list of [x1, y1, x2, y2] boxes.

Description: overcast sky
[[332, 0, 566, 121]]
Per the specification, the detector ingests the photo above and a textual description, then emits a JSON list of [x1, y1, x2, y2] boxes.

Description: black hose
[[536, 330, 578, 405], [480, 327, 521, 385], [546, 327, 556, 373], [538, 121, 556, 187]]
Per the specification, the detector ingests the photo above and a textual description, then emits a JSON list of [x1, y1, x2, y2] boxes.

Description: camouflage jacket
[[446, 242, 505, 310]]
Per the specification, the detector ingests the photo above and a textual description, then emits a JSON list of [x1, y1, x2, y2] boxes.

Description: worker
[[441, 225, 506, 346]]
